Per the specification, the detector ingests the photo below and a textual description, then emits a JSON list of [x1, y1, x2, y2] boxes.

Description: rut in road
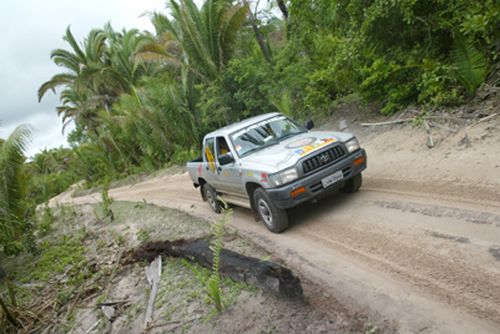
[[295, 215, 500, 323], [55, 173, 500, 332]]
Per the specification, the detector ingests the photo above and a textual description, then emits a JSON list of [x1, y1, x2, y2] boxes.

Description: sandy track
[[50, 122, 500, 333], [51, 172, 500, 333]]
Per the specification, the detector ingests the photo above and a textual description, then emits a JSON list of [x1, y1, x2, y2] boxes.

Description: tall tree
[[147, 0, 249, 82], [38, 26, 151, 133], [245, 0, 273, 64]]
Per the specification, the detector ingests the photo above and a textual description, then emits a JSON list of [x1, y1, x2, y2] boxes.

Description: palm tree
[[0, 125, 32, 255], [145, 0, 249, 82], [38, 27, 107, 132], [38, 26, 152, 133]]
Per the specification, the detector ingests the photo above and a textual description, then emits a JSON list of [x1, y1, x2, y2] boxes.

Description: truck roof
[[204, 112, 281, 138]]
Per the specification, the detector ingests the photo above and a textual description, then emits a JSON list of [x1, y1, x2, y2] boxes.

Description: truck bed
[[189, 156, 203, 163]]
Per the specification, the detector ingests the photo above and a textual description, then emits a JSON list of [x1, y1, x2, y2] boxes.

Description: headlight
[[268, 167, 298, 186], [345, 137, 360, 153]]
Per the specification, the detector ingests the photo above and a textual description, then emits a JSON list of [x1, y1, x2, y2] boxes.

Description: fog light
[[291, 186, 306, 198], [354, 156, 365, 166]]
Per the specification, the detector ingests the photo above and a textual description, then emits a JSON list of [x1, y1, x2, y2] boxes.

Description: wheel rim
[[206, 189, 216, 210], [258, 199, 273, 227]]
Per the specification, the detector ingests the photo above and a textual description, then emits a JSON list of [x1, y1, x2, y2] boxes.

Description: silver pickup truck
[[186, 112, 367, 233]]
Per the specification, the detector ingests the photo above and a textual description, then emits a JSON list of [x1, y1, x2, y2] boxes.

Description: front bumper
[[266, 149, 367, 209]]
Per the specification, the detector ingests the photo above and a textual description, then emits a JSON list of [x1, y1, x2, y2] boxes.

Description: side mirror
[[305, 119, 314, 130], [218, 152, 234, 165]]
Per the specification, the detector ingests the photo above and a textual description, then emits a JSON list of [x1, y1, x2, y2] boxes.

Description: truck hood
[[240, 130, 354, 172]]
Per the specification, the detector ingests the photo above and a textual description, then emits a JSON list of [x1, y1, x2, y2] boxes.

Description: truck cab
[[186, 113, 367, 233]]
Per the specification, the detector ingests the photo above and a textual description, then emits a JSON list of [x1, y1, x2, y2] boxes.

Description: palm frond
[[451, 38, 489, 95], [0, 125, 33, 252], [63, 26, 86, 62], [38, 73, 76, 101]]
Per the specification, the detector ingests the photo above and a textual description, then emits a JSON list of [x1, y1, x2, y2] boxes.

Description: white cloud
[[0, 0, 166, 157]]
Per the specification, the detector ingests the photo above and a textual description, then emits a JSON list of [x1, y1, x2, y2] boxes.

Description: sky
[[0, 0, 167, 157]]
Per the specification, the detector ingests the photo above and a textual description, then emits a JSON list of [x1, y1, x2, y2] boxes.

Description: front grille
[[303, 145, 346, 174]]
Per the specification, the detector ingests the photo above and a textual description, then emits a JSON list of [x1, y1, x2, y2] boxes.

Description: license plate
[[321, 170, 344, 188]]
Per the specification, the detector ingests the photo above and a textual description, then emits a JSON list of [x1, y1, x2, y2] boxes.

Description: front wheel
[[253, 188, 288, 233], [340, 173, 362, 193], [203, 184, 221, 213]]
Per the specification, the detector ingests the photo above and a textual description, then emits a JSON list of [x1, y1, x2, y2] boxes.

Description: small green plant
[[96, 239, 107, 250], [101, 179, 114, 220], [364, 324, 379, 334], [136, 228, 150, 243], [206, 203, 231, 313], [115, 234, 125, 246], [38, 204, 54, 236]]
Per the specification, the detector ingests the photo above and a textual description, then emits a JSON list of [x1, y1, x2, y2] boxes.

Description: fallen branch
[[428, 121, 457, 133], [423, 121, 434, 148], [144, 255, 162, 329], [123, 239, 303, 300], [84, 319, 101, 334], [360, 118, 414, 127], [147, 317, 201, 332], [465, 112, 500, 129], [96, 300, 129, 307]]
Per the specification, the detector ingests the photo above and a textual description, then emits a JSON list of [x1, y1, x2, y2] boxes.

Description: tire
[[203, 184, 222, 213], [253, 188, 288, 233], [340, 173, 362, 193]]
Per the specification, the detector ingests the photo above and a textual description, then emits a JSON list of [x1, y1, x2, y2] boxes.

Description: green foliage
[[101, 179, 114, 219], [37, 204, 54, 237], [206, 207, 229, 312], [418, 60, 462, 106], [26, 147, 80, 205], [359, 57, 420, 115], [0, 125, 33, 255], [184, 206, 231, 314], [136, 228, 150, 243], [151, 0, 249, 82], [284, 0, 498, 113], [30, 235, 87, 284], [38, 25, 152, 132], [451, 38, 489, 95], [198, 52, 277, 125]]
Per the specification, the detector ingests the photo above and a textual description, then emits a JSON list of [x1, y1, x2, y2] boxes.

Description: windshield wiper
[[242, 141, 280, 157], [278, 130, 306, 142]]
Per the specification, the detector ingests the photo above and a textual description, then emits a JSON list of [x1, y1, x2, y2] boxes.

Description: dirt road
[[51, 122, 500, 333]]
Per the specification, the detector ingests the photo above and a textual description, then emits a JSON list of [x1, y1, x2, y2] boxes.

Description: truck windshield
[[230, 116, 306, 157]]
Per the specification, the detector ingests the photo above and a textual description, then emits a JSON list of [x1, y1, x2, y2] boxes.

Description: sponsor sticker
[[293, 138, 337, 157]]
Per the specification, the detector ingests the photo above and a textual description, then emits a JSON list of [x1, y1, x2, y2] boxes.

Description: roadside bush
[[286, 0, 499, 113]]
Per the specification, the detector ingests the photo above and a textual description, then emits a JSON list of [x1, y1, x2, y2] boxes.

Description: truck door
[[214, 136, 245, 196], [203, 137, 217, 185]]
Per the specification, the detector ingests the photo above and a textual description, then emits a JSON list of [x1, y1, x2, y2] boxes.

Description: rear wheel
[[253, 188, 288, 233], [340, 173, 362, 193], [203, 184, 221, 213]]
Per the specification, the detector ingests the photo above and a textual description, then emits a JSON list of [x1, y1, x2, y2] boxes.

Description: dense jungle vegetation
[[1, 0, 499, 256]]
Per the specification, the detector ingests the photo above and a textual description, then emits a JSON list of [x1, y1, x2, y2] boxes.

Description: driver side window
[[216, 137, 231, 161]]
